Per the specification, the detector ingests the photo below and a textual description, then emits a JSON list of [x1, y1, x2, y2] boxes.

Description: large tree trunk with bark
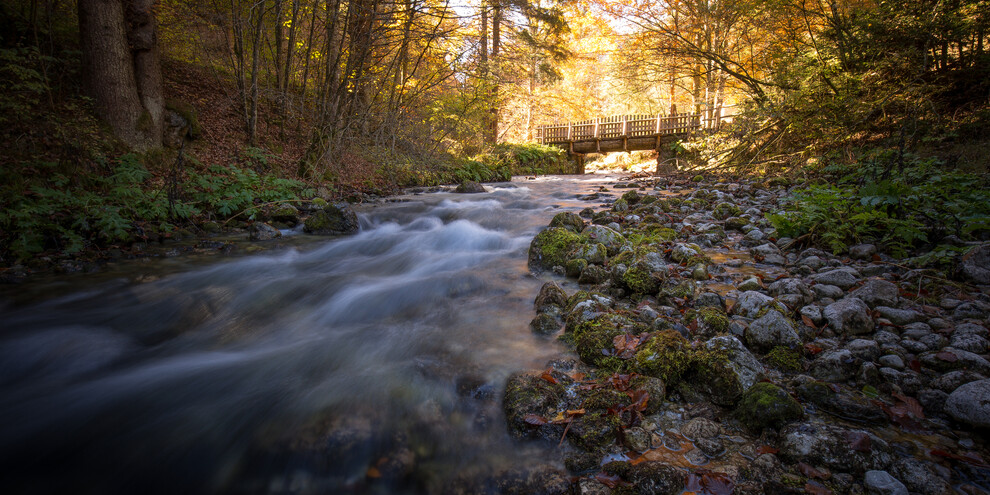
[[78, 0, 163, 150]]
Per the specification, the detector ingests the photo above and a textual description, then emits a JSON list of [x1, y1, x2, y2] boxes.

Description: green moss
[[613, 198, 630, 212], [565, 290, 591, 312], [734, 382, 804, 431], [571, 411, 620, 452], [549, 211, 585, 233], [603, 460, 631, 477], [633, 330, 693, 384], [622, 263, 660, 295], [692, 175, 704, 182], [620, 190, 641, 205], [312, 197, 328, 207], [658, 280, 697, 302], [712, 202, 742, 220], [640, 195, 657, 205], [686, 307, 729, 334], [530, 227, 582, 268], [765, 346, 803, 372], [573, 315, 623, 367], [582, 387, 630, 411], [566, 258, 588, 278]]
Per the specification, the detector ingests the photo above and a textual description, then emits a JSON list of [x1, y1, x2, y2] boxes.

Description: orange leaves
[[684, 470, 735, 495], [876, 393, 926, 432], [613, 333, 645, 359]]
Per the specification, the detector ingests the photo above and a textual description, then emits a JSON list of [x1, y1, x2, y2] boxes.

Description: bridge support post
[[570, 152, 585, 174], [655, 142, 678, 175]]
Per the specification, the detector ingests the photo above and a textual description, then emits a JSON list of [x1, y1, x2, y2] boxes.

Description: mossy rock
[[613, 198, 630, 212], [503, 372, 567, 440], [271, 204, 300, 224], [679, 349, 742, 406], [568, 411, 620, 452], [620, 190, 641, 205], [735, 382, 803, 431], [578, 264, 609, 285], [692, 175, 705, 182], [534, 281, 568, 312], [685, 306, 729, 338], [574, 316, 622, 367], [711, 202, 742, 221], [658, 280, 697, 304], [581, 386, 631, 411], [630, 375, 667, 414], [303, 203, 360, 235], [566, 258, 588, 278], [311, 197, 328, 208], [528, 227, 582, 270], [530, 313, 562, 336], [633, 330, 693, 384], [549, 211, 585, 233], [765, 346, 803, 372], [622, 262, 661, 295], [724, 216, 750, 232]]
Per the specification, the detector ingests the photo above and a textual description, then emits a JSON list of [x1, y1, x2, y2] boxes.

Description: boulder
[[850, 279, 900, 309], [734, 291, 778, 318], [812, 268, 860, 290], [890, 458, 953, 495], [454, 181, 486, 193], [248, 222, 282, 241], [528, 227, 582, 270], [779, 422, 893, 473], [960, 243, 990, 284], [303, 203, 360, 235], [706, 335, 765, 392], [810, 349, 861, 382], [849, 244, 878, 260], [581, 225, 627, 255], [768, 278, 815, 307], [549, 212, 585, 233], [823, 297, 874, 335], [745, 310, 801, 352], [864, 470, 908, 495], [534, 281, 568, 312], [945, 378, 990, 428], [735, 382, 803, 431]]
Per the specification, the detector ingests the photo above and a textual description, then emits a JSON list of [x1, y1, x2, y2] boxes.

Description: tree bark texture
[[78, 0, 163, 150]]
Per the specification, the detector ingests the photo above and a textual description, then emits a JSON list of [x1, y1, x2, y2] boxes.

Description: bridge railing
[[535, 112, 713, 144]]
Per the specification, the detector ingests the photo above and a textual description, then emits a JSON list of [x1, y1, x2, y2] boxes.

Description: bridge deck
[[536, 113, 710, 154]]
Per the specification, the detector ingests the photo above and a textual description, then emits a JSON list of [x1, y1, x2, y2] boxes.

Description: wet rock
[[581, 225, 627, 255], [530, 313, 561, 335], [810, 349, 861, 382], [670, 243, 703, 263], [566, 259, 588, 278], [737, 277, 762, 292], [779, 422, 893, 473], [734, 291, 778, 318], [568, 411, 620, 452], [768, 278, 815, 307], [917, 388, 948, 415], [578, 264, 609, 285], [745, 310, 801, 352], [694, 292, 725, 310], [823, 298, 874, 335], [735, 382, 803, 431], [623, 261, 663, 294], [945, 378, 990, 428], [626, 461, 685, 495], [794, 379, 887, 424], [875, 306, 923, 325], [626, 426, 652, 452], [846, 339, 881, 361], [572, 243, 608, 265], [724, 216, 749, 231], [576, 478, 610, 495], [849, 279, 899, 309], [800, 305, 825, 326], [535, 281, 568, 312], [549, 212, 585, 233], [750, 243, 786, 265], [248, 222, 282, 241], [951, 331, 989, 354], [812, 268, 860, 290], [529, 227, 582, 270], [813, 284, 845, 300], [682, 417, 721, 439], [270, 204, 300, 225], [878, 354, 904, 370], [747, 453, 784, 482], [932, 370, 986, 392], [863, 470, 908, 495], [503, 372, 567, 441], [303, 203, 360, 235], [706, 335, 764, 392], [959, 243, 990, 284], [849, 244, 878, 260], [799, 255, 827, 271], [890, 458, 953, 495], [919, 347, 990, 375], [454, 181, 486, 193]]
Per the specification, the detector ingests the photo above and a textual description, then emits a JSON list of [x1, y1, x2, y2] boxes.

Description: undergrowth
[[768, 149, 990, 266]]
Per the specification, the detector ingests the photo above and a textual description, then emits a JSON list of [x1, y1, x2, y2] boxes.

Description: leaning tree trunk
[[78, 0, 163, 150]]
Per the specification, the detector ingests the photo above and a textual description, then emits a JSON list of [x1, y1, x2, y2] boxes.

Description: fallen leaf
[[755, 445, 779, 455], [541, 369, 558, 384], [698, 471, 735, 495], [613, 334, 644, 358], [594, 472, 629, 489], [626, 390, 650, 413], [610, 373, 634, 391], [366, 466, 381, 478], [804, 343, 823, 356], [908, 359, 922, 372], [801, 314, 818, 329], [797, 462, 830, 480], [523, 414, 548, 426]]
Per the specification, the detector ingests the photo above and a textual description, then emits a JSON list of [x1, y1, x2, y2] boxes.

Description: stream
[[0, 176, 620, 494]]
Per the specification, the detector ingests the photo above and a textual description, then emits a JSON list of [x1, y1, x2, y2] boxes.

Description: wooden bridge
[[535, 113, 719, 173]]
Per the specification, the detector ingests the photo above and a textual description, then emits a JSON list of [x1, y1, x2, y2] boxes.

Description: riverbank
[[505, 174, 990, 494]]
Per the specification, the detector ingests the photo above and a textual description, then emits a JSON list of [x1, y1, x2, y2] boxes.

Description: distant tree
[[77, 0, 164, 150]]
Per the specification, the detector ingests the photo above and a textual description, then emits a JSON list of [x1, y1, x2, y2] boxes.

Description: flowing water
[[0, 176, 621, 494]]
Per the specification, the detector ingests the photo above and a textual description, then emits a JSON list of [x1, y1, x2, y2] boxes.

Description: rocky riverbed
[[507, 175, 990, 494]]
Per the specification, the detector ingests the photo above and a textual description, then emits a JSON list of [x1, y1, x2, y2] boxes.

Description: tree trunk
[[78, 0, 163, 150]]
